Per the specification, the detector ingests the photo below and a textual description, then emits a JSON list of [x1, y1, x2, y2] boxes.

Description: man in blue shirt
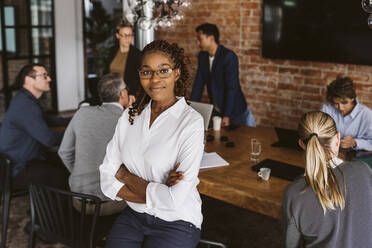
[[190, 23, 255, 127], [0, 63, 69, 190], [321, 76, 372, 151]]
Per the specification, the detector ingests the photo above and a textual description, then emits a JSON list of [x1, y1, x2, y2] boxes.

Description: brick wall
[[155, 0, 372, 129]]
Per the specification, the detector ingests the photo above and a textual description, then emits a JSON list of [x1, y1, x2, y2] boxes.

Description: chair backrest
[[1, 154, 28, 248], [78, 98, 102, 108], [0, 154, 12, 194], [199, 239, 228, 248], [29, 184, 102, 248]]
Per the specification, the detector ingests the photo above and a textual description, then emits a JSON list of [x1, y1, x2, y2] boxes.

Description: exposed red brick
[[302, 94, 323, 102], [289, 60, 312, 67], [250, 55, 269, 64], [278, 83, 297, 91], [322, 71, 344, 82], [260, 66, 278, 73], [243, 49, 260, 56], [278, 67, 299, 75], [300, 69, 322, 78], [311, 62, 335, 69], [349, 74, 370, 82], [242, 2, 259, 8], [155, 0, 372, 128], [298, 86, 320, 94], [355, 83, 372, 91], [269, 59, 287, 65], [304, 78, 325, 86]]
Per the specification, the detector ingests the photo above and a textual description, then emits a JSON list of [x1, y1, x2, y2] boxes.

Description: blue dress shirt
[[0, 88, 65, 176], [321, 99, 372, 151]]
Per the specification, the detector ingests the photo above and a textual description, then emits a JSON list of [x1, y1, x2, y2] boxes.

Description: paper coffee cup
[[212, 116, 222, 131]]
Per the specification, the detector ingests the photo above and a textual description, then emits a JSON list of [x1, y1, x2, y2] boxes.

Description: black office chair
[[199, 239, 228, 248], [28, 184, 107, 248], [0, 154, 28, 248]]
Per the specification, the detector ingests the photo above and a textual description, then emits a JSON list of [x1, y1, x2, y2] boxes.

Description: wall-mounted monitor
[[262, 0, 372, 66]]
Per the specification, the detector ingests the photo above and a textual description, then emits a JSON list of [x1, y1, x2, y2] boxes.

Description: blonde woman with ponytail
[[282, 111, 372, 248]]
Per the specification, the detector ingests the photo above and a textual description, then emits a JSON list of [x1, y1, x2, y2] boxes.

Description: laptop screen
[[189, 101, 213, 130], [272, 127, 302, 150]]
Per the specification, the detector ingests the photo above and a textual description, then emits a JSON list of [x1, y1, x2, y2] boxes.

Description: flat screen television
[[262, 0, 372, 66]]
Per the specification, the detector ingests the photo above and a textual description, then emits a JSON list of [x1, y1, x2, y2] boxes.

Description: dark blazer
[[106, 44, 142, 96], [190, 45, 247, 119]]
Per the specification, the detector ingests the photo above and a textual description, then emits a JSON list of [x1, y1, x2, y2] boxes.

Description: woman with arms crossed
[[100, 40, 204, 248], [282, 111, 372, 247]]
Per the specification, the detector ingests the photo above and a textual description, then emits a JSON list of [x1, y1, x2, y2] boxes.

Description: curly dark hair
[[326, 76, 356, 103], [128, 40, 190, 124]]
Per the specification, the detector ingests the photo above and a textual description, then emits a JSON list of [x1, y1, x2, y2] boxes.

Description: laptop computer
[[272, 127, 302, 151], [252, 159, 305, 181], [189, 101, 214, 131]]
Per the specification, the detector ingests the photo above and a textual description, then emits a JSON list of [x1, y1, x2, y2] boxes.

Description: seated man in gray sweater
[[59, 73, 131, 215]]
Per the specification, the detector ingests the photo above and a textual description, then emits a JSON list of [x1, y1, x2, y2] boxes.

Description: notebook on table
[[189, 101, 214, 131], [272, 127, 302, 151], [252, 159, 305, 181]]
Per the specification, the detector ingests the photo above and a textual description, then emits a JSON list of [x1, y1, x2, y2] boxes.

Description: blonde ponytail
[[298, 111, 345, 214]]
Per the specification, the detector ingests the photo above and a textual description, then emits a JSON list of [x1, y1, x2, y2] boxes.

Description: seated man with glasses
[[58, 73, 132, 216], [0, 63, 70, 190]]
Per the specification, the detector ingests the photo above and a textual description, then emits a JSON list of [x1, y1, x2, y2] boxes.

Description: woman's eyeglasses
[[117, 33, 133, 39], [138, 68, 175, 79]]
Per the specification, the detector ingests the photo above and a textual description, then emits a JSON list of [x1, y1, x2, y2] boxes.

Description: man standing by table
[[321, 76, 372, 151], [0, 63, 69, 190], [190, 23, 255, 127]]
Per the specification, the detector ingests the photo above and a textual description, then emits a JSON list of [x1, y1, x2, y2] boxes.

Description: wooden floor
[[1, 194, 283, 248], [201, 195, 283, 248]]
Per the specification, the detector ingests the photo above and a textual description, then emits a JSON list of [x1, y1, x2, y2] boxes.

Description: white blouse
[[99, 97, 204, 228]]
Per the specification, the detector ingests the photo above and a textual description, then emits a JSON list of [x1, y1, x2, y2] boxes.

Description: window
[[0, 0, 56, 119]]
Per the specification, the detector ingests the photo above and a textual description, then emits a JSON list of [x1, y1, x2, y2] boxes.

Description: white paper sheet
[[200, 152, 229, 169]]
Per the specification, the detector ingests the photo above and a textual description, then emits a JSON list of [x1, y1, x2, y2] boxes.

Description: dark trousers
[[106, 207, 201, 248], [12, 155, 69, 191]]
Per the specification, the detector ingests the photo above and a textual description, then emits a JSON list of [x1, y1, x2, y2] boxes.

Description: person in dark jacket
[[0, 63, 69, 190], [190, 23, 255, 127], [106, 18, 142, 103]]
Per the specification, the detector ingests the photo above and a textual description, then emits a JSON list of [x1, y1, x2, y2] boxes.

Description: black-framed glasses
[[138, 68, 175, 79], [31, 73, 50, 80], [117, 33, 133, 39]]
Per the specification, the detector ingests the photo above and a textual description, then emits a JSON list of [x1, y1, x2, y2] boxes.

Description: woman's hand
[[166, 162, 184, 187], [115, 164, 129, 183], [115, 162, 184, 203], [115, 164, 149, 202]]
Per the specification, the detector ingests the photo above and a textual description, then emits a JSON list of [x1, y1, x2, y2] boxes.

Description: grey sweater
[[58, 104, 123, 201], [282, 160, 372, 248]]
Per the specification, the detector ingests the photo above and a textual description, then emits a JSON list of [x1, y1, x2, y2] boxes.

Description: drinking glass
[[250, 139, 261, 164]]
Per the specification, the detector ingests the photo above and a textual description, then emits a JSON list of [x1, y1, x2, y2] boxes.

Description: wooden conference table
[[53, 122, 302, 219], [198, 126, 305, 220]]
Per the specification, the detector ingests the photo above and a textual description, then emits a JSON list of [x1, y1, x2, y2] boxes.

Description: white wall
[[54, 0, 85, 111]]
